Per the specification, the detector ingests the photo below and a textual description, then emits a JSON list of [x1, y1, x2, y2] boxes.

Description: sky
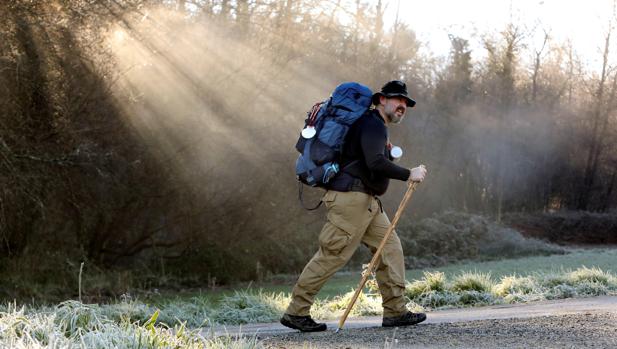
[[381, 0, 617, 70]]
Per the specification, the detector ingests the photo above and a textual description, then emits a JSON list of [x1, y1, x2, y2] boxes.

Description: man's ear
[[379, 95, 387, 105]]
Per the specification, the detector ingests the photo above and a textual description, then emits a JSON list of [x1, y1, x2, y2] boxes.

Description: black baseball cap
[[371, 80, 416, 107]]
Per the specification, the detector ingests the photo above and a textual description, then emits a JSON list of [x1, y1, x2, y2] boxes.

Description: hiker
[[281, 80, 428, 332]]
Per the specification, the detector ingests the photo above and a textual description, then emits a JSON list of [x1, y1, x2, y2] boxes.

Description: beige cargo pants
[[286, 190, 407, 317]]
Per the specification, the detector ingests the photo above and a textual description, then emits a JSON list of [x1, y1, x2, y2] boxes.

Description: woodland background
[[1, 0, 616, 300]]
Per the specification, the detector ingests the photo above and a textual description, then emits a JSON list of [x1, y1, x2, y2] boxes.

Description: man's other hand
[[410, 165, 427, 182]]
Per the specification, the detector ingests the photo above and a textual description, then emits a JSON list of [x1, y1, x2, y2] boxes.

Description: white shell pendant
[[301, 126, 316, 139], [390, 145, 403, 160]]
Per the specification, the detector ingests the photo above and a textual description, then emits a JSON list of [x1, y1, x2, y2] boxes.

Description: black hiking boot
[[382, 311, 427, 327], [280, 313, 327, 332]]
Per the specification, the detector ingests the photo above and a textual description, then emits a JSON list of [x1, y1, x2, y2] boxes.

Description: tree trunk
[[578, 27, 611, 210]]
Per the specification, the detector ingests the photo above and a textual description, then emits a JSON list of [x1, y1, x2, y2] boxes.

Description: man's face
[[380, 96, 408, 124]]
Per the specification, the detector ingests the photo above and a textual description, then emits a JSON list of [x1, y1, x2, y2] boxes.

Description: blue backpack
[[295, 82, 373, 189]]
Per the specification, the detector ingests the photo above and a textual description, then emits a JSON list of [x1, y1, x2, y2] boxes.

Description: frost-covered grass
[[213, 291, 287, 325], [4, 249, 617, 347], [404, 266, 617, 309], [406, 271, 447, 298], [205, 249, 617, 318], [2, 270, 615, 349], [0, 291, 384, 347], [0, 301, 263, 348], [312, 289, 383, 319], [451, 272, 493, 292], [209, 289, 387, 323]]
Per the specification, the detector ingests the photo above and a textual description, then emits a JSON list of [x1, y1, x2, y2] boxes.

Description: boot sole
[[280, 317, 327, 332], [382, 314, 427, 327]]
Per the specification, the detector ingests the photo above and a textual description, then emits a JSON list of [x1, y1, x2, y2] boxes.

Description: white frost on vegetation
[[405, 267, 617, 309], [2, 266, 616, 346]]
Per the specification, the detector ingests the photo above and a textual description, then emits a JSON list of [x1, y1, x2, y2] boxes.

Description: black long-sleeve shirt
[[328, 109, 411, 196]]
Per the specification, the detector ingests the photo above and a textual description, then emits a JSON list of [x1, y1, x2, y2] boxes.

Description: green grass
[[404, 248, 617, 282], [143, 247, 617, 310]]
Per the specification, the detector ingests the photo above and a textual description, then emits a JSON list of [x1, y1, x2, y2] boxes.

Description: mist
[[1, 0, 616, 293]]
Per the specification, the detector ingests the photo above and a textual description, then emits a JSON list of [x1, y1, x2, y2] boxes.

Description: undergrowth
[[398, 211, 566, 268]]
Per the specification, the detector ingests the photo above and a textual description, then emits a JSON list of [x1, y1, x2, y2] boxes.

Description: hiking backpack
[[295, 82, 373, 188]]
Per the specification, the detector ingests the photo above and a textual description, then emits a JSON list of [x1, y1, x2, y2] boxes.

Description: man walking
[[281, 80, 428, 332]]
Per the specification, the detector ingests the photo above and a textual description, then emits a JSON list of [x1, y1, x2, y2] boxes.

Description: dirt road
[[213, 296, 617, 348]]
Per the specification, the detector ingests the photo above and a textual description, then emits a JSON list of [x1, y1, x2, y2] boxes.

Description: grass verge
[[0, 301, 263, 348], [2, 248, 616, 347], [401, 266, 617, 309]]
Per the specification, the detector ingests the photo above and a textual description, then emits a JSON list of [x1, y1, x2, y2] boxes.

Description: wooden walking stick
[[335, 180, 420, 332]]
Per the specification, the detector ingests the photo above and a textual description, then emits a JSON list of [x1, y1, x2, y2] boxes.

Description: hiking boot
[[280, 313, 327, 332], [382, 311, 427, 327]]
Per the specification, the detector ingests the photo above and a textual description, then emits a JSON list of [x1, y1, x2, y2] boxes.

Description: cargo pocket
[[318, 223, 351, 255], [324, 191, 367, 235]]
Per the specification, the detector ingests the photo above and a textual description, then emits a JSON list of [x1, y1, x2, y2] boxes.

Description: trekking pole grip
[[336, 180, 419, 332]]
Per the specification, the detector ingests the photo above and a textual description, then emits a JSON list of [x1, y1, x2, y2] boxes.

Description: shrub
[[479, 226, 565, 258], [505, 211, 617, 245], [399, 211, 565, 268], [399, 212, 488, 266]]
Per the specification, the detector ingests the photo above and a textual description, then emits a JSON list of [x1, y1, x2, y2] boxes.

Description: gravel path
[[263, 312, 617, 348], [210, 296, 617, 348]]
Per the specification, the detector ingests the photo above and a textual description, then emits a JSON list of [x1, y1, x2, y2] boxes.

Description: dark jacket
[[327, 109, 411, 196]]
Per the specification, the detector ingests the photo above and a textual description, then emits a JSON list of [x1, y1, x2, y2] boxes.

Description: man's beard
[[387, 109, 405, 124], [389, 114, 403, 124]]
